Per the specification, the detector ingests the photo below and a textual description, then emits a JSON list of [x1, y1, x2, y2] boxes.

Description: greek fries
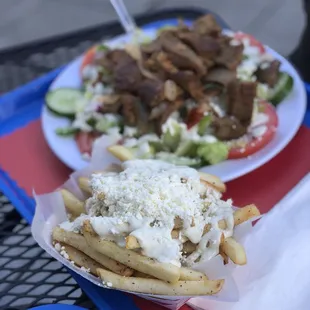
[[51, 159, 260, 297]]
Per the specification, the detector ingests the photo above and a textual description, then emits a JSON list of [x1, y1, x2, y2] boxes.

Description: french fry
[[52, 227, 134, 276], [78, 177, 92, 195], [134, 268, 208, 281], [182, 241, 197, 255], [204, 205, 261, 234], [82, 221, 180, 283], [220, 237, 247, 265], [199, 172, 226, 193], [60, 189, 85, 219], [133, 270, 154, 278], [233, 204, 260, 226], [219, 250, 229, 265], [107, 145, 134, 161], [97, 268, 224, 296], [174, 217, 183, 229], [200, 179, 222, 193], [125, 235, 140, 250], [60, 243, 104, 276], [171, 230, 180, 239], [179, 267, 208, 281]]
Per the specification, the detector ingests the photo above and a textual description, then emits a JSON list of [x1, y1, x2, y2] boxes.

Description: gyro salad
[[46, 14, 293, 167]]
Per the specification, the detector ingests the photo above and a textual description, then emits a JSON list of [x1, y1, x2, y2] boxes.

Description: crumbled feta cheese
[[230, 39, 242, 46], [251, 112, 269, 128], [59, 214, 89, 233], [54, 243, 61, 252], [93, 83, 104, 95], [106, 282, 113, 287], [80, 266, 90, 273], [124, 126, 138, 137], [60, 249, 69, 260], [260, 62, 270, 69], [82, 65, 98, 81], [85, 160, 234, 265], [123, 138, 138, 148], [136, 142, 151, 158]]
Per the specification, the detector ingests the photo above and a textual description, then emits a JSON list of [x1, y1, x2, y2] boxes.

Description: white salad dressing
[[252, 125, 267, 138], [131, 224, 181, 265], [124, 126, 138, 137], [251, 112, 269, 128], [59, 160, 235, 266]]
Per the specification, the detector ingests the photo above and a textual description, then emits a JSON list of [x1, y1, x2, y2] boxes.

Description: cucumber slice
[[198, 114, 212, 136], [155, 152, 201, 167], [175, 140, 197, 157], [46, 88, 84, 117], [95, 114, 121, 133], [97, 44, 109, 52], [55, 127, 79, 136], [162, 120, 183, 152], [149, 140, 164, 152], [268, 73, 294, 106]]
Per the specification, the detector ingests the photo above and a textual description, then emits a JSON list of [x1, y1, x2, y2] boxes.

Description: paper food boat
[[31, 138, 257, 310]]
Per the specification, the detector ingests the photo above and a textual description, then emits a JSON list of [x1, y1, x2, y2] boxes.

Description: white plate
[[42, 28, 307, 181]]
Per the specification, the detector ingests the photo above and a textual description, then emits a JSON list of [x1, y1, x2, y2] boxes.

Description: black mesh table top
[[0, 197, 96, 309], [0, 8, 229, 309]]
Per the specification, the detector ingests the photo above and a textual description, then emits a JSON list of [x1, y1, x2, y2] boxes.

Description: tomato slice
[[80, 45, 97, 76], [186, 107, 205, 129], [233, 32, 265, 54], [75, 132, 100, 156], [228, 101, 278, 159]]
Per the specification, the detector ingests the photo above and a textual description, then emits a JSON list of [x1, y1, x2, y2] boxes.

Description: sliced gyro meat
[[192, 14, 222, 37], [159, 32, 206, 77], [120, 94, 140, 126], [113, 57, 143, 93], [227, 81, 257, 126], [120, 94, 153, 135], [169, 70, 205, 101], [205, 67, 237, 87], [138, 79, 165, 108], [141, 38, 162, 55], [153, 99, 185, 135], [178, 32, 220, 67], [216, 38, 244, 70], [213, 116, 247, 140], [255, 60, 281, 88], [97, 94, 122, 114]]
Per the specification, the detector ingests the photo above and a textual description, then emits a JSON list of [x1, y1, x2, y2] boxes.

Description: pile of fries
[[52, 161, 260, 296]]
